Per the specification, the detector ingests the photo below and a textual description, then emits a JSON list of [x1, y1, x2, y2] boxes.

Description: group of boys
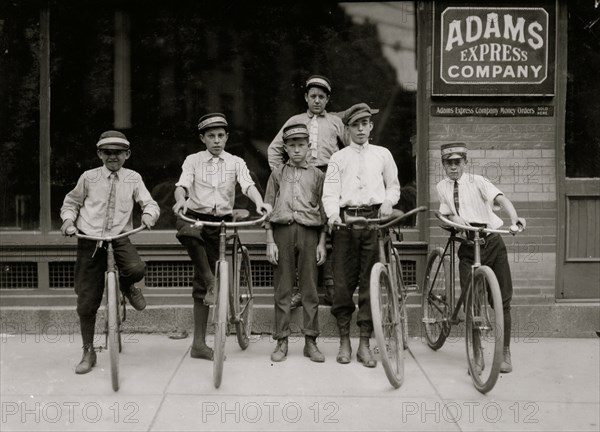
[[61, 74, 525, 376]]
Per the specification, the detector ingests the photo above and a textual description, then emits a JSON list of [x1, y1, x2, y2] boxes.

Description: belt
[[342, 204, 381, 212]]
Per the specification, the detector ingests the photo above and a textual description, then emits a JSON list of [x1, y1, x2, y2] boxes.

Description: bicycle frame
[[67, 225, 146, 391], [178, 210, 267, 389]]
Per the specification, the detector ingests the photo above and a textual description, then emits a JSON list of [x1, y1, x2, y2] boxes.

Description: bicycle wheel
[[370, 262, 404, 389], [231, 243, 254, 350], [391, 248, 409, 349], [422, 247, 451, 350], [213, 261, 229, 389], [465, 265, 504, 394], [106, 272, 120, 391]]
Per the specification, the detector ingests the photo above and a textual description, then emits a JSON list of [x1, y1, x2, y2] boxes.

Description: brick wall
[[427, 116, 557, 302]]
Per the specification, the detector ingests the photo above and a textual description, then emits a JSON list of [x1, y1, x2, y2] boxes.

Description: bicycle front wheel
[[231, 244, 254, 350], [106, 272, 120, 392], [370, 262, 404, 389], [465, 265, 504, 394], [213, 261, 229, 389], [422, 248, 451, 350], [391, 248, 409, 349]]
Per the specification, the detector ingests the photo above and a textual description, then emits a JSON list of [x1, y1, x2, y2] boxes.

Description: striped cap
[[440, 142, 467, 159], [96, 130, 130, 150], [198, 113, 228, 132], [305, 75, 332, 94], [282, 123, 309, 141]]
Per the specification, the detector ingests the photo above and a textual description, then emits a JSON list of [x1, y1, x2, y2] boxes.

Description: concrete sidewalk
[[1, 333, 598, 431]]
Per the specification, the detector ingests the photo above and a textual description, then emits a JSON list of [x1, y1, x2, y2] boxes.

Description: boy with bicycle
[[172, 113, 271, 361], [264, 123, 327, 363], [60, 130, 160, 374], [436, 142, 526, 374], [322, 103, 401, 368]]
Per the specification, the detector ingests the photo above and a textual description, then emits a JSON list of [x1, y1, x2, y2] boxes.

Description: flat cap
[[96, 130, 130, 150], [305, 75, 332, 94], [282, 123, 309, 141], [198, 113, 228, 132], [440, 142, 468, 159], [342, 103, 379, 125]]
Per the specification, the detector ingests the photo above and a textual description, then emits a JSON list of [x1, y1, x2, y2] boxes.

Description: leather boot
[[190, 301, 214, 360], [75, 345, 97, 374], [303, 336, 325, 362], [500, 347, 512, 373], [271, 337, 288, 362], [357, 337, 377, 368], [336, 334, 352, 364]]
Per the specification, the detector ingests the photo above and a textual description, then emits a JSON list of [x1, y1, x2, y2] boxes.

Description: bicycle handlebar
[[178, 210, 268, 228], [335, 206, 428, 229], [435, 212, 522, 235], [65, 225, 146, 242]]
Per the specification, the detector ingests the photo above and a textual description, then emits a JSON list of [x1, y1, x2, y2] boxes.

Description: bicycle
[[66, 225, 146, 392], [335, 206, 427, 389], [178, 210, 267, 389], [421, 212, 522, 393]]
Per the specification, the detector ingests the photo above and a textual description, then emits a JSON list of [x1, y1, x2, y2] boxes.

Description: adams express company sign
[[432, 3, 556, 96]]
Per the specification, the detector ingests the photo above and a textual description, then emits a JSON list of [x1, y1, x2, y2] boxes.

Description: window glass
[[0, 4, 40, 230], [46, 1, 418, 230], [565, 2, 600, 178], [49, 1, 113, 229]]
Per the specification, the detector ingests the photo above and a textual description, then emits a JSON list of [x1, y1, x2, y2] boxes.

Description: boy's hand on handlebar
[[327, 215, 341, 233], [510, 217, 526, 233], [172, 199, 188, 215], [379, 200, 393, 217], [257, 203, 272, 216], [61, 220, 75, 236], [141, 214, 154, 230]]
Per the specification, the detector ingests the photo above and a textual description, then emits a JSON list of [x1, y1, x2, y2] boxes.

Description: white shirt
[[322, 142, 400, 219], [436, 173, 504, 229], [176, 150, 255, 216]]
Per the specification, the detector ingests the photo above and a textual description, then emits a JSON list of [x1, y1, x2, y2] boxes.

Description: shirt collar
[[101, 165, 120, 179], [285, 160, 309, 169], [445, 173, 466, 184], [201, 150, 230, 162], [307, 109, 327, 118], [349, 141, 369, 151]]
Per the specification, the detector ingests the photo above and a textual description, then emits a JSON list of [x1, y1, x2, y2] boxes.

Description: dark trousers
[[457, 234, 513, 347], [330, 209, 379, 337], [176, 211, 231, 301], [74, 237, 145, 318], [272, 223, 320, 340]]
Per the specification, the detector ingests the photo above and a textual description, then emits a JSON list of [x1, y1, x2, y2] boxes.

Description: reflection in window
[[566, 2, 600, 178], [0, 5, 40, 230]]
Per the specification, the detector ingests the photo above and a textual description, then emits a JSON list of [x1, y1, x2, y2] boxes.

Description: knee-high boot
[[190, 300, 213, 360]]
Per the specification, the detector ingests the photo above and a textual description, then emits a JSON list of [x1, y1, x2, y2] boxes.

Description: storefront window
[[565, 2, 600, 178], [49, 2, 113, 229], [20, 1, 417, 232], [0, 4, 40, 230]]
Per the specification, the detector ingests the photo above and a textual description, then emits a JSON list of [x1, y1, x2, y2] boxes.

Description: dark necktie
[[453, 180, 460, 216]]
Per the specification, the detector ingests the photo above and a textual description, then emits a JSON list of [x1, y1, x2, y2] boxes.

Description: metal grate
[[145, 261, 194, 288], [401, 260, 417, 286], [0, 262, 38, 289], [250, 260, 273, 287], [48, 262, 75, 288]]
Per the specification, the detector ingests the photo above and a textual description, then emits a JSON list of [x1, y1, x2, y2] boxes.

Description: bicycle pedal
[[422, 317, 439, 324], [405, 284, 419, 292]]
